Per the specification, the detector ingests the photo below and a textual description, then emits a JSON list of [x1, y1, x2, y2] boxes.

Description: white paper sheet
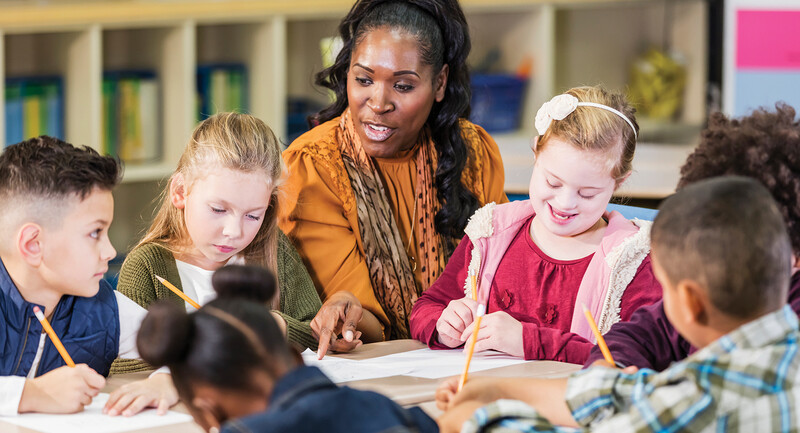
[[301, 349, 416, 382], [0, 393, 193, 433], [302, 348, 527, 383]]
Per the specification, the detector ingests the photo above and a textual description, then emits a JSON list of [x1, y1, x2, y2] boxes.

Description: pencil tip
[[581, 303, 589, 312], [154, 275, 165, 282]]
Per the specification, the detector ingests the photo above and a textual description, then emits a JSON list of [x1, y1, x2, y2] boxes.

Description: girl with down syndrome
[[409, 86, 662, 363], [137, 264, 437, 433]]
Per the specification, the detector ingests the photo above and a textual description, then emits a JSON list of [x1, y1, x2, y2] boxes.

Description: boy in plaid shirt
[[436, 176, 800, 433]]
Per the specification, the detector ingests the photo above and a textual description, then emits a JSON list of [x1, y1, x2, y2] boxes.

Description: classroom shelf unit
[[0, 0, 707, 200]]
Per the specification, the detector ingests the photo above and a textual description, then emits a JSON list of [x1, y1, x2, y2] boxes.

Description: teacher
[[280, 0, 507, 346]]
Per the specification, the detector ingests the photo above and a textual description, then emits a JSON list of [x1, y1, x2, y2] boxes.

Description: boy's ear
[[170, 173, 187, 210], [17, 223, 44, 267], [676, 279, 709, 326]]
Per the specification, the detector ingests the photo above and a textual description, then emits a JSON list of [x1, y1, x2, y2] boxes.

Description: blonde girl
[[409, 86, 662, 363], [113, 113, 323, 373]]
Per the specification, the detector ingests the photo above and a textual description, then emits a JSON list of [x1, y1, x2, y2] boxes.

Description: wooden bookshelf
[[0, 0, 707, 247]]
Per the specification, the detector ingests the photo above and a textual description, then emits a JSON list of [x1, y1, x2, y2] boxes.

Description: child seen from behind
[[437, 176, 800, 433], [137, 264, 438, 433]]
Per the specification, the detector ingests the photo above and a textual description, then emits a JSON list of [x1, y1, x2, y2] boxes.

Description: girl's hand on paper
[[460, 311, 524, 358], [104, 372, 177, 417], [436, 298, 478, 348], [312, 291, 364, 358], [18, 364, 105, 414]]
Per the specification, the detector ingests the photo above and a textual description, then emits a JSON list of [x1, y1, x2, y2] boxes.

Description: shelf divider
[[67, 25, 102, 151], [250, 16, 287, 141]]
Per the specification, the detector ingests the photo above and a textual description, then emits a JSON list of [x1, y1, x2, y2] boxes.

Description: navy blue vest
[[0, 258, 120, 377]]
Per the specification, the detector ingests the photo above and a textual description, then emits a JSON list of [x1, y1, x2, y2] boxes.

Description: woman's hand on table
[[103, 372, 177, 417], [311, 291, 364, 358], [436, 298, 478, 348]]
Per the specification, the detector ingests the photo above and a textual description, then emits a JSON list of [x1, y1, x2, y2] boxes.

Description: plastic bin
[[469, 73, 527, 133]]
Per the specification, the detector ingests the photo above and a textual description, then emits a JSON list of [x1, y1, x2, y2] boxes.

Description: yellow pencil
[[458, 274, 482, 392], [470, 274, 477, 300], [582, 303, 615, 365], [155, 275, 202, 310], [33, 306, 75, 368]]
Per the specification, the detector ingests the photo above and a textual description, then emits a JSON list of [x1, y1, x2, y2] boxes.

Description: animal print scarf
[[338, 109, 449, 338]]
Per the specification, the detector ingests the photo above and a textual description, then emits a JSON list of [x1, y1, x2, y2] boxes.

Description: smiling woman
[[279, 0, 508, 343], [111, 112, 324, 374]]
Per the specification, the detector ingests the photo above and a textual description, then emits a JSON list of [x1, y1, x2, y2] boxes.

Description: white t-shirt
[[174, 256, 245, 312]]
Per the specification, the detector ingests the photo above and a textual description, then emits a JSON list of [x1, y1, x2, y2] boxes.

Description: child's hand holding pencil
[[18, 364, 106, 414], [19, 306, 105, 414]]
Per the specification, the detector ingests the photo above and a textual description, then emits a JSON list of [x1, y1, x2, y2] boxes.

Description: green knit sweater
[[111, 230, 321, 374]]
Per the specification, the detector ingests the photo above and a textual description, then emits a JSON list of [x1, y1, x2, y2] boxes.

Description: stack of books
[[4, 77, 63, 147], [102, 71, 160, 163], [197, 64, 247, 120]]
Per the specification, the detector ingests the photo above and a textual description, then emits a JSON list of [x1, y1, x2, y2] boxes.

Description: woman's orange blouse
[[279, 117, 508, 330]]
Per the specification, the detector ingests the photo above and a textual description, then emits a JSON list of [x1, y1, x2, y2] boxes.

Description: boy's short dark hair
[[679, 104, 800, 252], [652, 176, 792, 319], [0, 136, 120, 201], [0, 136, 120, 241]]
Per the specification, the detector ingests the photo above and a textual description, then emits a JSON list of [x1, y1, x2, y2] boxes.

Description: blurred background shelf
[[0, 0, 709, 250]]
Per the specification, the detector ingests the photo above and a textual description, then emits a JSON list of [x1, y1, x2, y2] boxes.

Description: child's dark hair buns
[[137, 301, 193, 367], [211, 265, 277, 304]]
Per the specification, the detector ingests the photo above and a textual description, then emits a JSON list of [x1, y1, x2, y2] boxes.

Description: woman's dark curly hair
[[314, 0, 478, 240], [678, 104, 800, 252]]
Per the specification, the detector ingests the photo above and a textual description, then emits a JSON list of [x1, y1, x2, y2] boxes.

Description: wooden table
[[0, 340, 581, 432]]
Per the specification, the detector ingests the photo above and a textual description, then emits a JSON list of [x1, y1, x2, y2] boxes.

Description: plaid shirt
[[464, 305, 800, 433]]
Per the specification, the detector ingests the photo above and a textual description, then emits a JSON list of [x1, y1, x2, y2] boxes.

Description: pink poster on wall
[[737, 10, 800, 69]]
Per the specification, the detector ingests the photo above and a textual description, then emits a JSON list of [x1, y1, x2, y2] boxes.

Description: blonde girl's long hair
[[537, 86, 639, 185], [138, 112, 285, 284]]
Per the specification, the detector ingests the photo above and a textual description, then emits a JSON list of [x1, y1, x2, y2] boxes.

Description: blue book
[[43, 80, 63, 139], [5, 80, 24, 146]]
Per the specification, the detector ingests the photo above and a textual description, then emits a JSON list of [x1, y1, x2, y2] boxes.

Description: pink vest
[[463, 200, 652, 342]]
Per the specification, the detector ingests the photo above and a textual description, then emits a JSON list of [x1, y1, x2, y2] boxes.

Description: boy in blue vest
[[436, 176, 800, 432], [0, 136, 177, 416]]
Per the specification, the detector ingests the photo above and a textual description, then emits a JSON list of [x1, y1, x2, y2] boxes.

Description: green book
[[102, 78, 118, 156], [228, 68, 243, 113]]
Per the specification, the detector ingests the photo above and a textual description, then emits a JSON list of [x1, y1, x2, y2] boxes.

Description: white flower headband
[[534, 94, 637, 139]]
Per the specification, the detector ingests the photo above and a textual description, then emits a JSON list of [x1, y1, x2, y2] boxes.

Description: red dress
[[409, 216, 662, 364]]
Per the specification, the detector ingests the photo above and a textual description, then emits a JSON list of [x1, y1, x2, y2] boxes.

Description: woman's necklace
[[406, 198, 418, 272]]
